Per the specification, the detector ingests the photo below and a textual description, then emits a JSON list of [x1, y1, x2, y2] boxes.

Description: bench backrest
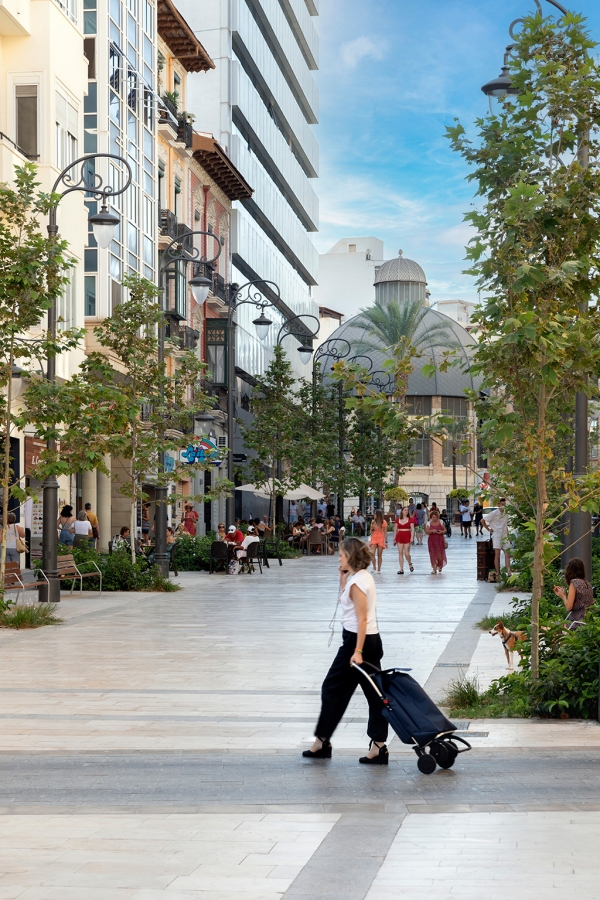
[[3, 562, 22, 588], [57, 554, 79, 575]]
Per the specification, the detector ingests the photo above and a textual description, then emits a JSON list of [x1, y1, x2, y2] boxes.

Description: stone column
[[81, 469, 97, 512], [97, 455, 112, 553]]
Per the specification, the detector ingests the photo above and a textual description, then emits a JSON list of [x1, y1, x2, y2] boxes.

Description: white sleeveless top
[[341, 569, 378, 634]]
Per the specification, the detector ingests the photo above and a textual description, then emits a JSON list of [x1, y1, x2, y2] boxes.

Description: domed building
[[316, 250, 484, 512]]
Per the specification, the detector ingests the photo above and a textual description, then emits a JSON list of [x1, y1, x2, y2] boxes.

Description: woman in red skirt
[[394, 506, 414, 575], [426, 508, 447, 574]]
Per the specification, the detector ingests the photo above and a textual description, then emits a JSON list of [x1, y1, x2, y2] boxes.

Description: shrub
[[444, 671, 482, 710], [0, 604, 62, 628], [384, 487, 408, 503], [172, 533, 215, 570], [39, 545, 180, 592]]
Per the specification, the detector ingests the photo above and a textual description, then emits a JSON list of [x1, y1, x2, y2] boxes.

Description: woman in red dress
[[394, 506, 414, 575], [426, 509, 447, 574], [182, 503, 199, 536]]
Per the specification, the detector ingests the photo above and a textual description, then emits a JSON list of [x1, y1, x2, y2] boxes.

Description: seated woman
[[166, 527, 176, 546], [73, 510, 94, 547], [553, 557, 594, 629], [322, 518, 335, 554], [216, 523, 227, 542]]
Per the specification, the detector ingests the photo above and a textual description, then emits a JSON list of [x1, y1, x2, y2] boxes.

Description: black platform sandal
[[302, 739, 332, 759], [359, 741, 389, 765]]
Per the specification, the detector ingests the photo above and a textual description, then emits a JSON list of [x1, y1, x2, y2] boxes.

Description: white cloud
[[339, 37, 386, 70]]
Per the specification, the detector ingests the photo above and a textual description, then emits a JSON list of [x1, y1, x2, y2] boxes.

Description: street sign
[[233, 454, 247, 463]]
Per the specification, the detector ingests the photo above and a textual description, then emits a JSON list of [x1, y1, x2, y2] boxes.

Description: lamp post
[[225, 283, 319, 526], [155, 230, 221, 575], [480, 0, 592, 577], [40, 153, 132, 603]]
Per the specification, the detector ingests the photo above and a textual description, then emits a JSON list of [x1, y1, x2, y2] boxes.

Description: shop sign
[[25, 436, 46, 474]]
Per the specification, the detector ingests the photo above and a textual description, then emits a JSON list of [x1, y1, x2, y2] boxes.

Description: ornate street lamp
[[225, 282, 320, 526], [40, 154, 133, 604], [154, 230, 222, 576]]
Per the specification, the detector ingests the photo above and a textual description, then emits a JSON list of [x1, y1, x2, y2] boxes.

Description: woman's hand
[[350, 650, 363, 667], [553, 585, 566, 601]]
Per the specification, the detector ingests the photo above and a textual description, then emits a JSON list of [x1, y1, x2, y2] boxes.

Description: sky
[[314, 0, 600, 307]]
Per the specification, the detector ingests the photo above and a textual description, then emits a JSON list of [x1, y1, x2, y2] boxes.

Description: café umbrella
[[235, 482, 322, 501]]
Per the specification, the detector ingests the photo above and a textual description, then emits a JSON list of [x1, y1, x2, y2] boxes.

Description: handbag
[[14, 527, 27, 553], [444, 537, 448, 549]]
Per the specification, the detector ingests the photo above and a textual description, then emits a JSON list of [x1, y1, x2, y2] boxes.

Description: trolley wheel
[[429, 740, 451, 767], [417, 754, 437, 775]]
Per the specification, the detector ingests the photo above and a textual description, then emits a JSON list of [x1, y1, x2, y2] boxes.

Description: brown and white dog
[[489, 621, 527, 670]]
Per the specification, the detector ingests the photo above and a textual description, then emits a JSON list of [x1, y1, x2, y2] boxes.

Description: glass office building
[[82, 0, 158, 320]]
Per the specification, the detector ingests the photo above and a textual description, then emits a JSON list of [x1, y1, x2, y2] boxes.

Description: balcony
[[177, 116, 194, 149], [160, 93, 178, 119], [179, 325, 199, 351], [160, 209, 178, 239]]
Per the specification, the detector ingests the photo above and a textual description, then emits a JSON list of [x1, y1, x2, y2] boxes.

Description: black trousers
[[315, 629, 388, 743]]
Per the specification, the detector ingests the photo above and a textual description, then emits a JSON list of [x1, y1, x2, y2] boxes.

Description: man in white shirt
[[459, 500, 472, 538], [236, 525, 260, 572], [482, 499, 511, 578]]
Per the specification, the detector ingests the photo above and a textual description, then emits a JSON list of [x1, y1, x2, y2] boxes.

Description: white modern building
[[431, 299, 477, 331], [313, 237, 385, 319], [173, 0, 320, 380]]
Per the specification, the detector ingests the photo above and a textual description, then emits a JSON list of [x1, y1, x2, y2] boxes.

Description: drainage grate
[[436, 663, 470, 667], [455, 731, 489, 737]]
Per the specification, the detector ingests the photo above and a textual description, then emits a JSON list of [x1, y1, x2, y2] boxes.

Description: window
[[54, 0, 77, 23], [405, 395, 432, 416], [111, 279, 122, 311], [16, 85, 38, 158], [85, 275, 96, 317], [349, 244, 356, 252], [84, 249, 97, 272], [84, 0, 97, 34], [441, 396, 469, 418], [207, 322, 227, 385], [56, 93, 78, 170], [411, 434, 431, 466]]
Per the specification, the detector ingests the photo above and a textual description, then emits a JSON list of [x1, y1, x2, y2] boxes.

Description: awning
[[193, 133, 253, 201], [157, 0, 215, 73], [235, 482, 323, 501]]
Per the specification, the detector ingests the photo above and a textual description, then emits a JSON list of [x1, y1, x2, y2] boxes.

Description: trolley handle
[[351, 662, 385, 699]]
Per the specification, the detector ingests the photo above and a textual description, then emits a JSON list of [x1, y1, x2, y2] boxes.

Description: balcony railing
[[160, 209, 178, 239], [179, 326, 199, 350], [177, 117, 194, 149], [160, 93, 178, 119], [213, 273, 226, 302]]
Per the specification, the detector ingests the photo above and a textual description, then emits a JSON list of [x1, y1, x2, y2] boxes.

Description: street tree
[[0, 164, 78, 588], [89, 274, 223, 563], [447, 11, 600, 676]]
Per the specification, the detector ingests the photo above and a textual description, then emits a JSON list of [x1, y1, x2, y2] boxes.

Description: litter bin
[[477, 538, 495, 581]]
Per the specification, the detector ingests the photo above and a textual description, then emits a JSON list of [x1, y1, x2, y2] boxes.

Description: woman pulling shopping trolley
[[303, 538, 390, 764]]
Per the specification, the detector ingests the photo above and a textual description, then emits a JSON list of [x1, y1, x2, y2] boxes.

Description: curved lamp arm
[[227, 279, 282, 327], [159, 229, 222, 273], [276, 313, 320, 346], [48, 153, 133, 231], [313, 337, 352, 369]]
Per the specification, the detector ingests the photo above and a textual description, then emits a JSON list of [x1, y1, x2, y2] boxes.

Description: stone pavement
[[1, 536, 599, 899]]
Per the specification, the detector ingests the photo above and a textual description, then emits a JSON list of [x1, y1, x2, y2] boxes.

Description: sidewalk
[[0, 537, 599, 899]]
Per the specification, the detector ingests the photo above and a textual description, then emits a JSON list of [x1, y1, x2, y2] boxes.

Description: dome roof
[[375, 251, 426, 285], [315, 307, 482, 398]]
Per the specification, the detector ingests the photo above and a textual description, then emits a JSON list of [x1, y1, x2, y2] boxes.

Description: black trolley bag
[[353, 662, 471, 774]]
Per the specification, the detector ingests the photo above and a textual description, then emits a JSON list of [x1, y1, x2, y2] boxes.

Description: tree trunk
[[0, 343, 15, 595], [530, 385, 548, 681], [452, 443, 457, 490]]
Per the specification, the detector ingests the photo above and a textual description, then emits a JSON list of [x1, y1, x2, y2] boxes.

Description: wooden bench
[[52, 554, 103, 597], [2, 562, 49, 602]]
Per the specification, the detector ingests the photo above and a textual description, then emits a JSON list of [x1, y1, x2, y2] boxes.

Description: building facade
[[313, 237, 385, 320], [172, 0, 320, 385]]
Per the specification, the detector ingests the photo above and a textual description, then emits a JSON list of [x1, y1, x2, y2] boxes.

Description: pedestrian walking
[[553, 557, 595, 630], [408, 498, 416, 518], [289, 501, 298, 523], [57, 505, 76, 545], [459, 500, 472, 538], [74, 510, 94, 547], [414, 503, 428, 546], [440, 508, 452, 538], [369, 510, 388, 573], [482, 499, 511, 578], [394, 506, 414, 574], [182, 503, 199, 536], [85, 502, 100, 549], [425, 509, 447, 574], [473, 500, 484, 535], [0, 512, 25, 563], [302, 537, 389, 765]]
